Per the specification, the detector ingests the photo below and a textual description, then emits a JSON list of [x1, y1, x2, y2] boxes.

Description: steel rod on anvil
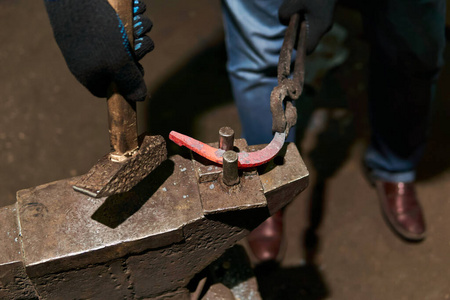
[[222, 150, 239, 186], [219, 126, 235, 151]]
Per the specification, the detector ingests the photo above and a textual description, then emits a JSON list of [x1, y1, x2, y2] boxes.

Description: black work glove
[[279, 0, 336, 54], [44, 0, 154, 102]]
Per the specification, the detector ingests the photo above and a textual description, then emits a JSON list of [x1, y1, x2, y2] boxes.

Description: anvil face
[[1, 141, 308, 299]]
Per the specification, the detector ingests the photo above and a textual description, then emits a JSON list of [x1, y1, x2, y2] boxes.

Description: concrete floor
[[1, 1, 449, 299]]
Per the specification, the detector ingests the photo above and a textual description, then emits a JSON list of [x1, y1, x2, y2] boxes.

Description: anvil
[[0, 137, 308, 299]]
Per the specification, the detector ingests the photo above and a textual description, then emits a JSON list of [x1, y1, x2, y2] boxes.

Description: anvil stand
[[0, 127, 308, 299]]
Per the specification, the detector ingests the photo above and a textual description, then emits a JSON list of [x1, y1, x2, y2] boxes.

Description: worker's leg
[[362, 0, 446, 182], [362, 0, 445, 240], [221, 0, 288, 262], [221, 0, 292, 145]]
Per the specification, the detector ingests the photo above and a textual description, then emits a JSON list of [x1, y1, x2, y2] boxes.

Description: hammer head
[[72, 134, 167, 198]]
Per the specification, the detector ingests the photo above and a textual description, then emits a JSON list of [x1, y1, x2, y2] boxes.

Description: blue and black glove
[[279, 0, 336, 54], [44, 0, 154, 102]]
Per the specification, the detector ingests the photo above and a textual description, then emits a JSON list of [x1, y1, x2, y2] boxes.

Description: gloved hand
[[279, 0, 336, 54], [44, 0, 154, 102]]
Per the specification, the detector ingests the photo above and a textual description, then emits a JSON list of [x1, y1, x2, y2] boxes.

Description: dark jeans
[[362, 0, 446, 181]]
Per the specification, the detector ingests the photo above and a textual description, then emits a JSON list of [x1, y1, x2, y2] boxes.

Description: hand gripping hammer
[[72, 0, 167, 198]]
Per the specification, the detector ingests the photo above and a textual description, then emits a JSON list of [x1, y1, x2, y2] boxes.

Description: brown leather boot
[[247, 210, 284, 262], [375, 181, 426, 241]]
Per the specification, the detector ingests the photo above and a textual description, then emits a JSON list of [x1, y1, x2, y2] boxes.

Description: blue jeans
[[221, 0, 445, 182], [221, 0, 296, 145]]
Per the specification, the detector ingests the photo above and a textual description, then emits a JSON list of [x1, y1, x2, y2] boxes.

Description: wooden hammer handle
[[107, 0, 139, 159]]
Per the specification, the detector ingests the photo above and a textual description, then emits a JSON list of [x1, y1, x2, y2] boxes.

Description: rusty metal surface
[[3, 137, 308, 299], [277, 14, 306, 98], [146, 288, 190, 300], [14, 148, 289, 298], [205, 245, 262, 300], [170, 130, 286, 168], [192, 139, 248, 184], [73, 134, 167, 197], [199, 171, 267, 215], [196, 139, 267, 215], [17, 154, 201, 278], [0, 204, 22, 266], [193, 156, 223, 183], [0, 204, 38, 299], [125, 208, 268, 298], [197, 140, 307, 216], [202, 284, 236, 300], [252, 142, 309, 214], [32, 260, 134, 300], [0, 261, 37, 300], [271, 14, 307, 135]]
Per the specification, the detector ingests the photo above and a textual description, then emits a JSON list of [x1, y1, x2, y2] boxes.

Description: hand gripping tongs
[[169, 13, 306, 168]]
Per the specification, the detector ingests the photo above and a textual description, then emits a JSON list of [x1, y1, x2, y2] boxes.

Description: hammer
[[72, 0, 167, 198]]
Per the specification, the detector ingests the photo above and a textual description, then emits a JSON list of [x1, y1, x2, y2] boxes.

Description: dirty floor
[[1, 1, 449, 299]]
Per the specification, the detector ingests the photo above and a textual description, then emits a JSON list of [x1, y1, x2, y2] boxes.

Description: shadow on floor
[[255, 262, 329, 300], [299, 67, 356, 260], [417, 46, 450, 181]]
